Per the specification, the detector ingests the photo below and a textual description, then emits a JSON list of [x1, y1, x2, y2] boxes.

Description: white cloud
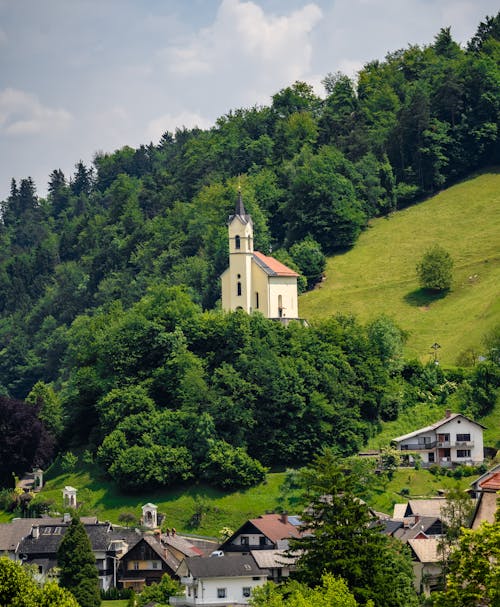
[[147, 111, 213, 142], [0, 88, 72, 136], [163, 0, 323, 105]]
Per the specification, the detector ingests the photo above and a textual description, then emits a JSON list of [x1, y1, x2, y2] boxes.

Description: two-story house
[[392, 411, 485, 467]]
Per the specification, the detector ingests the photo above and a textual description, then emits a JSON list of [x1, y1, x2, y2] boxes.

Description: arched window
[[255, 292, 259, 309], [237, 282, 242, 296], [278, 294, 283, 317], [235, 235, 241, 250]]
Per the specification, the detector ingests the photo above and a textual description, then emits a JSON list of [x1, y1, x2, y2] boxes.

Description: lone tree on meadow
[[57, 516, 100, 607], [416, 244, 453, 291]]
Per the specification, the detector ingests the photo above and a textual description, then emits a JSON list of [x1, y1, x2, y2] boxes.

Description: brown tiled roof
[[249, 514, 302, 543], [253, 251, 299, 277], [479, 472, 500, 491]]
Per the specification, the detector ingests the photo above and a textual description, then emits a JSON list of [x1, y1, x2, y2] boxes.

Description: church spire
[[228, 186, 252, 225], [235, 187, 246, 217]]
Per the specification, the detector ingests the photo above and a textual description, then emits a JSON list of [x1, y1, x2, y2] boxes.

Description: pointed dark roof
[[228, 190, 252, 225]]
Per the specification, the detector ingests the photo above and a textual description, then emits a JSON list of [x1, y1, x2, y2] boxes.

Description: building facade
[[221, 192, 299, 320]]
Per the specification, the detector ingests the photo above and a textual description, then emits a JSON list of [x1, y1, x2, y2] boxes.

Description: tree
[[0, 395, 54, 488], [416, 244, 453, 291], [250, 574, 360, 607], [0, 556, 79, 607], [57, 516, 100, 607], [137, 574, 182, 606], [432, 511, 500, 607], [26, 381, 63, 438], [289, 450, 418, 607]]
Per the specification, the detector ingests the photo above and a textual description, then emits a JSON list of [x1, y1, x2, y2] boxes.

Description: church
[[221, 191, 299, 320]]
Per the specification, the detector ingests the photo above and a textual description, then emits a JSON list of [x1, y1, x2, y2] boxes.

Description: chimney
[[32, 525, 39, 539], [445, 409, 452, 418], [280, 512, 288, 525]]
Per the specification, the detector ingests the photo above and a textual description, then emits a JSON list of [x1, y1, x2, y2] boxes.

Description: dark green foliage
[[57, 516, 100, 607], [0, 13, 498, 493], [0, 395, 54, 488], [289, 451, 419, 607]]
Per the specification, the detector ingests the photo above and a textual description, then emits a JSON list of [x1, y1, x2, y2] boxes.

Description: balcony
[[400, 441, 436, 450], [455, 440, 474, 448]]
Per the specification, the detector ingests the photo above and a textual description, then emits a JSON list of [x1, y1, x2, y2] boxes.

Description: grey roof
[[0, 519, 37, 552], [228, 191, 252, 225], [18, 522, 114, 555], [162, 533, 204, 557], [408, 538, 444, 563], [394, 517, 444, 541], [250, 549, 297, 569], [185, 554, 261, 578], [393, 413, 486, 442]]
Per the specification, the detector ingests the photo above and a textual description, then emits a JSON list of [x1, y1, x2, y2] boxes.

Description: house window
[[235, 235, 241, 250], [428, 453, 435, 463], [255, 292, 259, 309], [418, 436, 432, 445], [457, 449, 471, 458], [259, 536, 266, 546], [456, 434, 471, 442], [133, 562, 139, 570], [237, 282, 242, 296], [242, 587, 251, 597], [217, 588, 227, 598], [152, 561, 159, 569], [241, 536, 249, 545]]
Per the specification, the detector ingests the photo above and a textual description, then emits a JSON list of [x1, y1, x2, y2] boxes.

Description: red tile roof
[[249, 514, 302, 543], [480, 472, 500, 491], [253, 251, 299, 277]]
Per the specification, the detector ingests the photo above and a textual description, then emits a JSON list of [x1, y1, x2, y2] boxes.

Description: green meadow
[[300, 170, 500, 365]]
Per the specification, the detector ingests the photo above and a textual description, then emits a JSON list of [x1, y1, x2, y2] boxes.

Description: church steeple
[[228, 188, 252, 225]]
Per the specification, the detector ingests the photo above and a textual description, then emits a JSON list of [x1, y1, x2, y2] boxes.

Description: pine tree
[[57, 516, 101, 607]]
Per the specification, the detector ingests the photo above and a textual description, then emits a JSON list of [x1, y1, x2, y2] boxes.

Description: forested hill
[[0, 15, 499, 490]]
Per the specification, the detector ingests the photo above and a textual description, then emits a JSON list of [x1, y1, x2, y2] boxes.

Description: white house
[[171, 553, 266, 606], [392, 411, 485, 467], [220, 191, 299, 320]]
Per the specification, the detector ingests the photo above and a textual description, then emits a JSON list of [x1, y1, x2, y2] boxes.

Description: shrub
[[416, 244, 453, 291]]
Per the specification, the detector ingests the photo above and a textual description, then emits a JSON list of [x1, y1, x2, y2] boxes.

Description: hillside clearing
[[300, 170, 500, 365]]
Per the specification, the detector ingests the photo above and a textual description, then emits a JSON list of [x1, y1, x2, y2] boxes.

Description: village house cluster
[[1, 457, 499, 605]]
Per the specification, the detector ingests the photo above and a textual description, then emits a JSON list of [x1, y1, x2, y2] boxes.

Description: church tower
[[221, 190, 299, 319], [224, 190, 254, 313]]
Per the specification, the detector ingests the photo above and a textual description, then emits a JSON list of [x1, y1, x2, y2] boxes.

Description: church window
[[235, 235, 241, 249], [237, 282, 242, 296], [278, 294, 283, 317], [255, 292, 259, 309]]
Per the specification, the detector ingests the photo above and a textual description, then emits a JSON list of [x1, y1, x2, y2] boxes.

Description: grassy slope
[[300, 170, 500, 365]]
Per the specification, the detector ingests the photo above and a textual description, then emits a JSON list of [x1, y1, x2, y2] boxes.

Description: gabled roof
[[253, 251, 299, 277], [162, 533, 204, 557], [479, 472, 500, 491], [250, 549, 297, 569], [406, 499, 447, 519], [248, 514, 303, 543], [393, 413, 486, 443], [408, 538, 443, 563], [185, 553, 261, 578]]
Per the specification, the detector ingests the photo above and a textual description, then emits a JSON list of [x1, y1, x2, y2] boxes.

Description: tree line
[[0, 14, 499, 490]]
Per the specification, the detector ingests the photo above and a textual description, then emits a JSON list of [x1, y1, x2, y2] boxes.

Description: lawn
[[299, 170, 500, 365], [23, 456, 297, 538], [366, 467, 473, 515], [102, 602, 128, 607]]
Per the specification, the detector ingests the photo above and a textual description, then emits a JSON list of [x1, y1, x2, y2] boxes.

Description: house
[[392, 411, 485, 467], [249, 549, 297, 582], [219, 513, 302, 552], [118, 532, 204, 592], [171, 553, 267, 606], [470, 470, 500, 529], [15, 518, 139, 590], [407, 538, 444, 595], [221, 192, 299, 321]]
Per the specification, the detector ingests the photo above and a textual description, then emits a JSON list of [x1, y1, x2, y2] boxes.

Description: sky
[[0, 0, 498, 200]]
